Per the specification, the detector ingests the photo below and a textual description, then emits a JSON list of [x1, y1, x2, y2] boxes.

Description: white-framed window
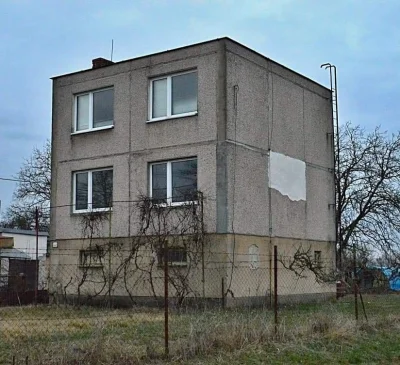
[[149, 158, 197, 205], [73, 168, 113, 213], [149, 70, 198, 121], [74, 88, 114, 133]]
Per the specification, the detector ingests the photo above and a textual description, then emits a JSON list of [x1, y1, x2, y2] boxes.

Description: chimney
[[92, 57, 114, 69]]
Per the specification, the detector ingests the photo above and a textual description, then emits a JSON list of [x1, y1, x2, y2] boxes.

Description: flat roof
[[51, 37, 330, 92], [0, 248, 32, 260], [0, 228, 48, 237]]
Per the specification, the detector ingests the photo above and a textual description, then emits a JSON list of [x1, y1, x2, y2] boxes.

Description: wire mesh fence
[[0, 245, 399, 364]]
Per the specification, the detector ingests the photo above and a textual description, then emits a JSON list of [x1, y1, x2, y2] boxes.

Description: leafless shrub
[[61, 192, 208, 308], [279, 245, 337, 284], [124, 191, 208, 307]]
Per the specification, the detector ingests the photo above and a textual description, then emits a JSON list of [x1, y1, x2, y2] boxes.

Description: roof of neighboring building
[[0, 228, 48, 237], [51, 37, 330, 92], [0, 248, 32, 260]]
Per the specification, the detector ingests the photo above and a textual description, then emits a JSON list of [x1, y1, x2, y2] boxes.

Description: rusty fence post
[[221, 277, 225, 309], [164, 239, 169, 357], [353, 244, 358, 321], [274, 245, 278, 334], [358, 286, 368, 321], [35, 207, 39, 305]]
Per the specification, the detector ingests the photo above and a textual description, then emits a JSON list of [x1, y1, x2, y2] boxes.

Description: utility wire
[[0, 177, 28, 183]]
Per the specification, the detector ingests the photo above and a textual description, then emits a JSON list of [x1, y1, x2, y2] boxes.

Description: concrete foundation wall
[[49, 234, 335, 305], [49, 234, 228, 300]]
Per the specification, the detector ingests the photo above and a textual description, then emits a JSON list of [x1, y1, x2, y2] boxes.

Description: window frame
[[73, 87, 114, 134], [79, 248, 104, 268], [157, 246, 188, 267], [314, 250, 322, 268], [149, 157, 198, 206], [148, 70, 198, 122], [72, 168, 113, 213]]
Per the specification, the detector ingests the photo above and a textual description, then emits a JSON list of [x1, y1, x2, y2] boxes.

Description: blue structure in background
[[380, 267, 400, 291], [357, 266, 400, 291]]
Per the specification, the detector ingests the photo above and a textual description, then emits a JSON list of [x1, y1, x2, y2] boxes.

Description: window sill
[[147, 111, 197, 124], [78, 264, 103, 269], [72, 208, 112, 215], [158, 262, 188, 268], [71, 125, 114, 135], [151, 201, 198, 208]]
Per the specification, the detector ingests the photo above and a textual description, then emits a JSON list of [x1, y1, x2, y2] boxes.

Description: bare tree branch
[[1, 140, 51, 230], [337, 123, 400, 265]]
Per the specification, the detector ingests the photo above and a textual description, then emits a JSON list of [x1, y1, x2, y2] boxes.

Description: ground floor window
[[157, 247, 187, 267], [79, 248, 104, 268]]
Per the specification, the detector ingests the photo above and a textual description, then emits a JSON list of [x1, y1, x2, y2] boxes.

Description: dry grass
[[0, 306, 166, 364], [171, 295, 400, 364], [0, 294, 399, 364]]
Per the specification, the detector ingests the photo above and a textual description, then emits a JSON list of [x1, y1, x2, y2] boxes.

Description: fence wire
[[0, 246, 398, 364]]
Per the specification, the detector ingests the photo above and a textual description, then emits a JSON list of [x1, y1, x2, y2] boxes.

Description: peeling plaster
[[269, 151, 306, 201]]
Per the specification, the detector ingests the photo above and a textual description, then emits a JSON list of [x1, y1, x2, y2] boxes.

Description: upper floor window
[[74, 88, 114, 133], [73, 168, 113, 213], [149, 71, 197, 121], [150, 158, 197, 205]]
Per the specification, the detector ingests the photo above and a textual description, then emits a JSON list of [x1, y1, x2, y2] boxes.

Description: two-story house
[[49, 38, 336, 306]]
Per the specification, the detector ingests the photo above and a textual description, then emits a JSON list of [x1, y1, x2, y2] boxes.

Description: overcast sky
[[0, 0, 399, 213]]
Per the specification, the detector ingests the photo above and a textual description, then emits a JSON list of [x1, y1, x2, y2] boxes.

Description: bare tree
[[1, 206, 36, 230], [1, 140, 51, 230], [57, 193, 207, 308], [337, 123, 400, 267], [281, 123, 400, 281]]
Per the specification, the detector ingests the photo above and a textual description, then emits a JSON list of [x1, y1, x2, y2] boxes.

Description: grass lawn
[[179, 331, 400, 365], [0, 294, 399, 364]]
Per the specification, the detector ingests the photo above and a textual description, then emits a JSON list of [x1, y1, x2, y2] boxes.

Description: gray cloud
[[1, 0, 399, 210]]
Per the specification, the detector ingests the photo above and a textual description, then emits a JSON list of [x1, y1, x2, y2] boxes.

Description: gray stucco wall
[[51, 38, 334, 245], [50, 38, 336, 305], [51, 41, 222, 241], [223, 40, 335, 243]]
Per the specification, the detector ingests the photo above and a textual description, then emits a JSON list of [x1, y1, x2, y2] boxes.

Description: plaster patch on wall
[[269, 151, 306, 201], [249, 244, 259, 270]]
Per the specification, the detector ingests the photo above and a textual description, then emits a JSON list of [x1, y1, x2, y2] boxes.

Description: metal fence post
[[108, 208, 112, 309], [274, 245, 278, 334], [221, 277, 225, 309], [35, 207, 39, 305], [164, 239, 169, 357], [353, 244, 358, 321]]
